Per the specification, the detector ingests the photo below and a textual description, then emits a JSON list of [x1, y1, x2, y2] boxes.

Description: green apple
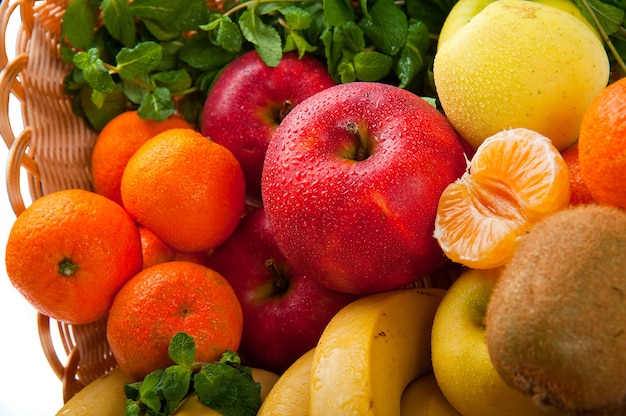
[[434, 0, 609, 151], [438, 0, 597, 48], [431, 268, 568, 416], [401, 372, 461, 416]]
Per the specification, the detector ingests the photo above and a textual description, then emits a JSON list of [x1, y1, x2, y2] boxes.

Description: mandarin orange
[[106, 261, 243, 381], [5, 189, 143, 324], [578, 77, 626, 208], [91, 111, 193, 205], [561, 143, 596, 206], [434, 128, 571, 269], [120, 128, 246, 253], [139, 225, 210, 269]]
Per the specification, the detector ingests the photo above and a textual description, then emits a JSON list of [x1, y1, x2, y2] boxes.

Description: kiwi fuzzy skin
[[485, 204, 626, 415]]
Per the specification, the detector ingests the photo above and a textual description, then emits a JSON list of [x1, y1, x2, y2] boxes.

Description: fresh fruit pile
[[4, 0, 626, 414]]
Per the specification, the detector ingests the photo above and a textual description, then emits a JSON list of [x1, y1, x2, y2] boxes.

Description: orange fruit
[[121, 128, 246, 253], [5, 189, 143, 324], [578, 77, 626, 208], [91, 111, 193, 205], [139, 225, 210, 269], [434, 128, 571, 269], [106, 261, 243, 381], [561, 142, 596, 206]]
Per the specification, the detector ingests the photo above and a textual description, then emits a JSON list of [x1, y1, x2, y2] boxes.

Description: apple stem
[[279, 100, 294, 122], [265, 258, 290, 294], [346, 122, 369, 161]]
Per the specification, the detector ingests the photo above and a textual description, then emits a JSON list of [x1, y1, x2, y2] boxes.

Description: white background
[[1, 4, 65, 414]]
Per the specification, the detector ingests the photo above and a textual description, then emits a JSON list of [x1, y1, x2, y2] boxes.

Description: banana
[[55, 367, 133, 416], [251, 367, 282, 402], [309, 287, 446, 416], [400, 372, 461, 416], [257, 348, 316, 416]]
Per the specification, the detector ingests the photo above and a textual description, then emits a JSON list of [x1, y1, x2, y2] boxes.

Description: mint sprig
[[123, 332, 261, 416], [61, 0, 626, 132], [61, 0, 445, 130]]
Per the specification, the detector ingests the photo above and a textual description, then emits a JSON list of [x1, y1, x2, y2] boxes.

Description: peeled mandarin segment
[[434, 128, 571, 269], [472, 129, 571, 218], [434, 179, 522, 269]]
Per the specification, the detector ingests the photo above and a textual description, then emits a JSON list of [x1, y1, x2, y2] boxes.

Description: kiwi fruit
[[485, 204, 626, 415]]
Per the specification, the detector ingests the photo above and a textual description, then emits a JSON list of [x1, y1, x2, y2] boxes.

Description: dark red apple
[[261, 82, 470, 295], [207, 207, 358, 374], [201, 50, 336, 206]]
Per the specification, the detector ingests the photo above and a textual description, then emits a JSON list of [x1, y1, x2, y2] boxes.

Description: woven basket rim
[[1, 0, 112, 401]]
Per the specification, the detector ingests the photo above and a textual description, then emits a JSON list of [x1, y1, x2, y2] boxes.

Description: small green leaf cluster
[[123, 332, 261, 416], [61, 0, 239, 130], [575, 0, 626, 78], [60, 0, 453, 131]]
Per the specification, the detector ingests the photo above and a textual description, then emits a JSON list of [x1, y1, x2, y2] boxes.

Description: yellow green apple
[[438, 0, 597, 48], [434, 0, 609, 151], [431, 268, 568, 416]]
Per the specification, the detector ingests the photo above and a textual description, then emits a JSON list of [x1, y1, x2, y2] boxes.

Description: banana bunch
[[258, 287, 455, 415]]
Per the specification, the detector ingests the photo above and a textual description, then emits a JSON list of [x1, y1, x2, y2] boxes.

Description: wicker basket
[[0, 0, 460, 404], [0, 0, 114, 403]]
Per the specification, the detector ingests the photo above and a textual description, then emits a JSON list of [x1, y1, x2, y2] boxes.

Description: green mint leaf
[[180, 34, 239, 71], [203, 15, 243, 53], [138, 369, 166, 412], [359, 0, 408, 56], [140, 19, 180, 41], [284, 32, 318, 57], [395, 19, 430, 88], [73, 49, 115, 93], [138, 86, 175, 121], [576, 0, 624, 36], [219, 350, 242, 367], [102, 0, 136, 47], [354, 50, 394, 81], [124, 381, 142, 402], [338, 58, 356, 83], [60, 41, 77, 65], [152, 69, 192, 93], [239, 9, 283, 67], [322, 22, 365, 81], [130, 0, 211, 34], [116, 41, 163, 81], [158, 365, 193, 413], [123, 77, 150, 105], [280, 6, 313, 30], [157, 41, 185, 71], [124, 400, 141, 416], [194, 353, 261, 416], [323, 0, 355, 26], [333, 21, 366, 53], [62, 0, 99, 49], [90, 89, 108, 108], [168, 332, 196, 368]]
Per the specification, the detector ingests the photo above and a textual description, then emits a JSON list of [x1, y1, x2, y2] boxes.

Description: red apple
[[201, 50, 336, 206], [261, 82, 469, 294], [207, 207, 358, 374]]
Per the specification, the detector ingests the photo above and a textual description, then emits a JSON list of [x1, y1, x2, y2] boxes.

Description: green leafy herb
[[123, 332, 260, 416], [194, 351, 262, 416], [61, 0, 626, 131]]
